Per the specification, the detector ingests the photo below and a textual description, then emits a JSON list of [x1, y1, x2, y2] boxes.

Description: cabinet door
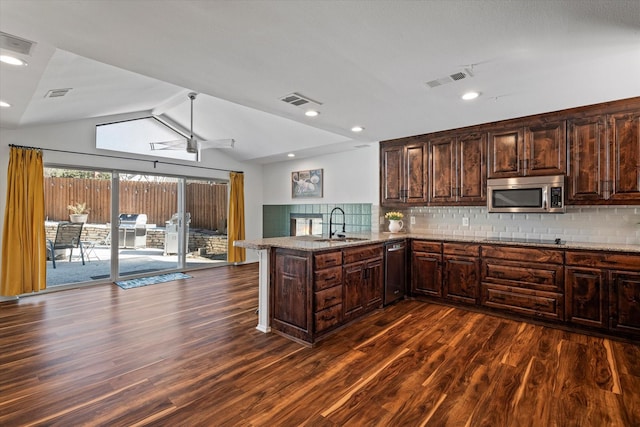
[[381, 145, 404, 205], [429, 136, 455, 203], [343, 262, 365, 320], [488, 127, 524, 178], [525, 120, 566, 176], [273, 252, 310, 335], [411, 251, 442, 297], [565, 267, 608, 329], [364, 258, 384, 310], [609, 270, 640, 336], [444, 256, 479, 304], [457, 132, 486, 204], [567, 116, 607, 202], [405, 143, 428, 204], [608, 111, 640, 202]]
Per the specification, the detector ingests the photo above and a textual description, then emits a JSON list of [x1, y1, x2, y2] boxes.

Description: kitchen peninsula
[[235, 234, 640, 345]]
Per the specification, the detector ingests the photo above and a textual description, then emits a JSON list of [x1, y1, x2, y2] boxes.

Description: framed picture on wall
[[292, 169, 323, 198]]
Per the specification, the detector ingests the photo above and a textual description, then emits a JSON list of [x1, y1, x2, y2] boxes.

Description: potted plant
[[384, 211, 404, 233], [68, 202, 90, 223]]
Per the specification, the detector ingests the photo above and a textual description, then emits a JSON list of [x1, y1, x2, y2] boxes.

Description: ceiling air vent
[[279, 92, 322, 108], [45, 88, 72, 98], [425, 68, 474, 88], [0, 31, 36, 55]]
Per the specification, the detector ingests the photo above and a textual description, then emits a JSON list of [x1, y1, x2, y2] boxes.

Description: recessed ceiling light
[[305, 110, 319, 117], [462, 91, 480, 101], [287, 153, 295, 158], [0, 55, 27, 66], [0, 100, 11, 108], [351, 126, 364, 133]]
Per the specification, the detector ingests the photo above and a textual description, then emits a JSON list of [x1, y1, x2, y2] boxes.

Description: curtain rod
[[8, 144, 243, 174]]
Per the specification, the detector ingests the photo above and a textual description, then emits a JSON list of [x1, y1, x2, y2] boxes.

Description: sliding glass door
[[44, 167, 113, 286], [44, 166, 228, 287], [116, 173, 182, 278]]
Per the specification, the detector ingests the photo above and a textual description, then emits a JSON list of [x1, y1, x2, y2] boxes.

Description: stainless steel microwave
[[487, 175, 565, 213]]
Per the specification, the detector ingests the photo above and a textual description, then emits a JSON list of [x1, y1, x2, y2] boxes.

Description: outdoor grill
[[164, 213, 190, 255], [118, 213, 148, 248]]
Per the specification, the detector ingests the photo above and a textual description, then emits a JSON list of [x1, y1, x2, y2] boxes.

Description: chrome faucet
[[329, 207, 346, 239]]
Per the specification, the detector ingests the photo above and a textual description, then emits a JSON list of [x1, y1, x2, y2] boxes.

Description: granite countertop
[[234, 232, 640, 254]]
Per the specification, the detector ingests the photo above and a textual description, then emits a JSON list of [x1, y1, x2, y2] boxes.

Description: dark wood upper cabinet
[[608, 111, 640, 202], [567, 109, 640, 204], [487, 121, 565, 179], [488, 127, 523, 178], [525, 120, 567, 176], [457, 133, 486, 203], [428, 136, 455, 203], [567, 115, 607, 202], [380, 144, 403, 204], [380, 141, 427, 206], [429, 132, 485, 205], [380, 97, 640, 207]]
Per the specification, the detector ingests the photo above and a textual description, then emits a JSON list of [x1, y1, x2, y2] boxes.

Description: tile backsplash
[[380, 206, 640, 245], [264, 203, 372, 238]]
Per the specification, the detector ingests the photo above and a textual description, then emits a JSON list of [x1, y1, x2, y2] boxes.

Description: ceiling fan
[[149, 92, 234, 155]]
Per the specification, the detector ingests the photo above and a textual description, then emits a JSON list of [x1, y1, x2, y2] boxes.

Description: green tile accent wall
[[263, 204, 373, 238]]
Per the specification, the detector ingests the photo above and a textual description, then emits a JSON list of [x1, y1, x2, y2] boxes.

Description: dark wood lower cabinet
[[273, 241, 640, 345], [565, 266, 607, 329], [272, 249, 312, 342], [480, 245, 565, 321], [271, 244, 383, 345], [343, 262, 365, 320], [343, 246, 384, 321], [443, 243, 480, 305], [564, 250, 640, 339], [444, 256, 479, 304], [411, 240, 442, 297], [609, 270, 640, 335]]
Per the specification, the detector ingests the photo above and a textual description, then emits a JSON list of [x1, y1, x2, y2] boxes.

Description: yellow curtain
[[227, 171, 246, 263], [1, 147, 47, 296]]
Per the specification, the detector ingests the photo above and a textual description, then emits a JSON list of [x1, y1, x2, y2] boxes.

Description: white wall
[[0, 112, 263, 264], [262, 144, 379, 205]]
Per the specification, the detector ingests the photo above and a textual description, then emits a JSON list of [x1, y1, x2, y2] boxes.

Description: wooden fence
[[44, 177, 228, 230]]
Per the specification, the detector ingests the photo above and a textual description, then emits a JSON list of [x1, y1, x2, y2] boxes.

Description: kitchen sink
[[294, 236, 369, 243], [313, 237, 369, 243]]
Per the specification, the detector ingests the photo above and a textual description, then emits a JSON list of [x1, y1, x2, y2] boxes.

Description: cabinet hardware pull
[[325, 275, 336, 281], [324, 296, 337, 302], [322, 315, 336, 321]]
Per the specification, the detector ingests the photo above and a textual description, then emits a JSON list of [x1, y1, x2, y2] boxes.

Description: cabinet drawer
[[315, 304, 342, 332], [481, 283, 564, 321], [566, 251, 640, 271], [343, 244, 383, 264], [482, 245, 564, 264], [412, 240, 442, 253], [482, 259, 563, 292], [314, 266, 343, 291], [314, 251, 342, 269], [444, 242, 480, 257], [315, 285, 342, 311]]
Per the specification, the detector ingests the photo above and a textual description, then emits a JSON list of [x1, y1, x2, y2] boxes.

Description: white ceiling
[[1, 0, 639, 164]]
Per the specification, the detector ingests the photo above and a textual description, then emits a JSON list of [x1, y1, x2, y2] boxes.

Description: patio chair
[[47, 222, 86, 268]]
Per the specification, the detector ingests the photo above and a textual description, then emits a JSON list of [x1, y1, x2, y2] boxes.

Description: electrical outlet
[[462, 217, 469, 227], [410, 216, 416, 225], [380, 216, 385, 225]]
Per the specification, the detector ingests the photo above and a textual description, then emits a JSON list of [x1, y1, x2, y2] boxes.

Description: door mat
[[92, 269, 159, 280], [115, 272, 191, 289]]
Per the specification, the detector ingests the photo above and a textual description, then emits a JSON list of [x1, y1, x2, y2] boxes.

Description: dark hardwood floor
[[0, 263, 638, 426]]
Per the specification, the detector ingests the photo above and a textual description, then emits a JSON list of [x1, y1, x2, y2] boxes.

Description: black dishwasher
[[384, 240, 407, 305]]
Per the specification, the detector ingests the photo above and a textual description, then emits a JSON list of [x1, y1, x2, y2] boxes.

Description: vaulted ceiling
[[1, 0, 639, 164]]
